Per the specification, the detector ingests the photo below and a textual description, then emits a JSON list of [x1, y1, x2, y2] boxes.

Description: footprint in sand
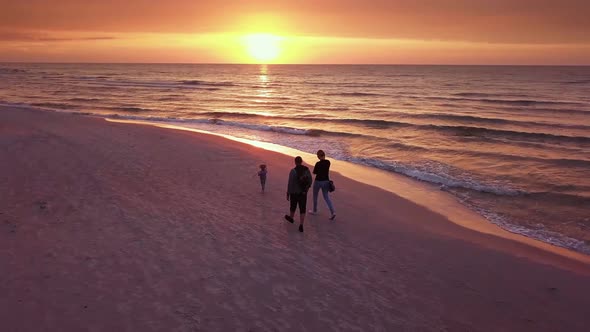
[[4, 220, 16, 233], [272, 283, 300, 301]]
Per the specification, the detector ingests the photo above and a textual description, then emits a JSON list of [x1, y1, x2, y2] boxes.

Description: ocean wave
[[508, 107, 590, 116], [30, 102, 76, 110], [543, 158, 590, 168], [79, 80, 181, 89], [67, 97, 102, 103], [344, 153, 589, 205], [76, 79, 226, 91], [401, 113, 513, 125], [383, 140, 590, 169], [326, 92, 385, 97], [248, 83, 287, 89], [318, 106, 351, 111], [208, 119, 324, 136], [8, 100, 589, 146], [427, 124, 590, 144], [387, 142, 429, 152], [452, 92, 531, 98], [192, 111, 271, 119], [181, 80, 235, 87], [421, 95, 585, 107], [476, 98, 581, 107], [0, 68, 27, 74], [157, 96, 186, 102], [348, 157, 524, 196], [561, 79, 590, 85], [457, 150, 590, 169], [105, 114, 200, 124], [524, 192, 590, 205], [0, 101, 38, 108], [404, 112, 590, 131], [307, 82, 392, 88], [104, 106, 156, 113], [76, 75, 112, 80], [99, 108, 590, 160], [385, 74, 423, 78], [102, 113, 326, 137], [41, 75, 66, 79], [462, 202, 590, 255], [188, 112, 406, 130], [183, 111, 590, 144]]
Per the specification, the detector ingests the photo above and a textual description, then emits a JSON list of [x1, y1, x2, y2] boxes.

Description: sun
[[243, 34, 283, 63]]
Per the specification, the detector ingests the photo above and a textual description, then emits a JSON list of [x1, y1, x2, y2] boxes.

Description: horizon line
[[1, 61, 590, 67]]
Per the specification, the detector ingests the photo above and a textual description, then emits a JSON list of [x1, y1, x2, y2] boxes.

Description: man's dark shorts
[[289, 192, 307, 213]]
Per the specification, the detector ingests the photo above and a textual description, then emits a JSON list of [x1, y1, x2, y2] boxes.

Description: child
[[257, 164, 267, 192]]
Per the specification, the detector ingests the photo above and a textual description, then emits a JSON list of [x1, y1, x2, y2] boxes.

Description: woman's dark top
[[313, 159, 331, 181]]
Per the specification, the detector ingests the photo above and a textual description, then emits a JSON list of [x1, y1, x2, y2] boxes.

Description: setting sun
[[243, 34, 283, 63], [2, 1, 590, 331]]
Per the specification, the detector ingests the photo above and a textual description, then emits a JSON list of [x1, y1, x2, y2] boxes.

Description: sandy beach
[[1, 106, 589, 331]]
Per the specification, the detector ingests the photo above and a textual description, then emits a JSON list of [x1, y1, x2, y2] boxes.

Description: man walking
[[285, 156, 312, 232]]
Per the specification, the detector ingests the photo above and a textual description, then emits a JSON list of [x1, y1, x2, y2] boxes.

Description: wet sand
[[1, 106, 589, 331]]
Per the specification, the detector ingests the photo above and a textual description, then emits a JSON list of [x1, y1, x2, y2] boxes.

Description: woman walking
[[310, 150, 336, 220]]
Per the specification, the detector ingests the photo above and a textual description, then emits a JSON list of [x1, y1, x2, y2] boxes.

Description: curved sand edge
[[2, 106, 589, 331], [107, 118, 590, 268]]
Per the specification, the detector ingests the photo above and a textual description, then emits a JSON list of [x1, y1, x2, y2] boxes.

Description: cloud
[[0, 30, 116, 42], [37, 36, 116, 42], [0, 0, 589, 44]]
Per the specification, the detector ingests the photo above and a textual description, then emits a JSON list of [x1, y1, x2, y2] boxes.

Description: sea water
[[1, 63, 589, 253]]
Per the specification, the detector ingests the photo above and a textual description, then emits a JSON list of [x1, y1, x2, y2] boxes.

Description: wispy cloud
[[0, 30, 116, 42], [0, 0, 589, 44]]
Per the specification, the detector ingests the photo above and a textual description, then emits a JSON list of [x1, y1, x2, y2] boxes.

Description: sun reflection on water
[[255, 64, 272, 100]]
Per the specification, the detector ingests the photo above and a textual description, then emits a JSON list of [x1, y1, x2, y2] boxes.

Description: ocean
[[1, 63, 589, 253]]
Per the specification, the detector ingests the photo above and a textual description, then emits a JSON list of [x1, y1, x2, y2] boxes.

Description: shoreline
[[108, 117, 590, 264], [2, 106, 590, 331], [3, 102, 589, 256], [4, 103, 590, 261]]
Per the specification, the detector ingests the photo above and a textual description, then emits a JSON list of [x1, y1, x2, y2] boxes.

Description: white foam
[[466, 203, 590, 255], [348, 157, 524, 196]]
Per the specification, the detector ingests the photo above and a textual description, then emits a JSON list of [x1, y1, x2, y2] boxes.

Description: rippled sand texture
[[1, 107, 589, 331]]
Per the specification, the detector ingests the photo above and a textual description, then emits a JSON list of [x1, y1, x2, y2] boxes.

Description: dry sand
[[1, 106, 589, 331]]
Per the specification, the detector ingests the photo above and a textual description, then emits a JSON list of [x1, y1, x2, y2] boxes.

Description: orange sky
[[1, 0, 589, 64]]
